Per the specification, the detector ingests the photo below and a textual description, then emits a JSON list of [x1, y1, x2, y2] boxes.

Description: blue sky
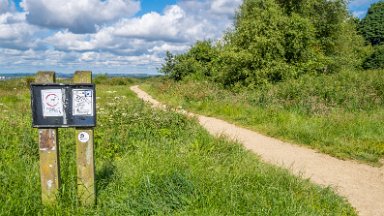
[[349, 0, 381, 18], [12, 0, 179, 17], [0, 0, 381, 74], [136, 0, 177, 16]]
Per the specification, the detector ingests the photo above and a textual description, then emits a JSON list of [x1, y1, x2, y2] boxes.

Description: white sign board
[[41, 89, 64, 117], [72, 89, 93, 116]]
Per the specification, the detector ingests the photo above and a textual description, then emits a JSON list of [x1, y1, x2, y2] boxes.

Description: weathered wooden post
[[35, 71, 61, 205], [31, 70, 96, 206], [74, 71, 96, 206]]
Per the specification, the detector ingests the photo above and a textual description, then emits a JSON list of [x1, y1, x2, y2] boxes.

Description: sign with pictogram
[[41, 89, 64, 117], [73, 89, 93, 116], [30, 84, 96, 128]]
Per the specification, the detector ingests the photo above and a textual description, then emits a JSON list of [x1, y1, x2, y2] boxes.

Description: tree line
[[161, 0, 384, 88]]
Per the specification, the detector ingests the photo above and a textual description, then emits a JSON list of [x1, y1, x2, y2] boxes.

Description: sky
[[0, 0, 381, 74]]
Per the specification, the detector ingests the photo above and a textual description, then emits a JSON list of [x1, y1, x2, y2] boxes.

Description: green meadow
[[143, 69, 384, 165], [0, 77, 355, 215]]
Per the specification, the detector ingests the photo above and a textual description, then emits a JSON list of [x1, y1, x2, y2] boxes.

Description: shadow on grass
[[96, 161, 117, 193]]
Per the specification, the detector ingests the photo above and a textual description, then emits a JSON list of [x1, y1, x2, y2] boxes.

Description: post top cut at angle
[[130, 85, 384, 216]]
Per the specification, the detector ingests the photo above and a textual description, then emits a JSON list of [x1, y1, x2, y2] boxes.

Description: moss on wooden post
[[36, 71, 56, 84], [74, 71, 92, 83]]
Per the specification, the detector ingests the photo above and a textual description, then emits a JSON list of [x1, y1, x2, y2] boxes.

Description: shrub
[[363, 45, 384, 69], [161, 41, 218, 81]]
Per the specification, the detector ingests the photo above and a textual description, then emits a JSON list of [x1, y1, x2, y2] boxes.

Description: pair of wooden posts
[[35, 71, 95, 206]]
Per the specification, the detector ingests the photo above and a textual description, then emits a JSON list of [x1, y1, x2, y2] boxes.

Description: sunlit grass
[[143, 69, 384, 165], [0, 78, 355, 215]]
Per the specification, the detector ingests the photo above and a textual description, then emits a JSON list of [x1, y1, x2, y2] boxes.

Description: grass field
[[143, 70, 384, 165], [0, 77, 356, 215]]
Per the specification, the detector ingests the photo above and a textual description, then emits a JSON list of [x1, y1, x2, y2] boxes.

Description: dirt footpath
[[130, 85, 384, 216]]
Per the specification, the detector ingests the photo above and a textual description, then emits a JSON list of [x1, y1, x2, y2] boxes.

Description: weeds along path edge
[[130, 85, 384, 216]]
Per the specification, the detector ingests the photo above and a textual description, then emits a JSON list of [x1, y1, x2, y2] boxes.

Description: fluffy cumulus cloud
[[0, 0, 243, 74], [0, 10, 40, 50], [210, 0, 242, 16], [112, 5, 186, 42], [20, 0, 140, 33]]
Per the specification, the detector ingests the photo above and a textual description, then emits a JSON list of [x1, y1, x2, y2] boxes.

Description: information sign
[[30, 84, 96, 128], [73, 89, 93, 116], [41, 89, 64, 117]]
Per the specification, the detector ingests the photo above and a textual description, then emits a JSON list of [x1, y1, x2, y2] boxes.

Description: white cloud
[[0, 12, 24, 24], [0, 21, 33, 40], [0, 0, 243, 74], [177, 0, 241, 39], [210, 0, 242, 16], [46, 30, 95, 51], [0, 0, 16, 14], [21, 0, 140, 33], [80, 51, 99, 62], [0, 12, 40, 49], [149, 43, 190, 54], [113, 5, 186, 42], [43, 1, 234, 55], [108, 0, 241, 44]]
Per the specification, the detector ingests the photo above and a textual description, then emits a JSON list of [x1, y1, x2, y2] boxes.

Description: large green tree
[[359, 1, 384, 45], [359, 1, 384, 69], [215, 0, 364, 86], [161, 0, 365, 87]]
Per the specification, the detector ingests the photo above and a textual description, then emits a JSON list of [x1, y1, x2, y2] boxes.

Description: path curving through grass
[[131, 85, 384, 216]]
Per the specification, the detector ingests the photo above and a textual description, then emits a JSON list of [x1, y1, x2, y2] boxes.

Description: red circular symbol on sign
[[45, 93, 59, 107]]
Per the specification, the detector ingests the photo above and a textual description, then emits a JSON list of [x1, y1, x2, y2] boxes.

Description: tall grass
[[143, 69, 384, 165], [0, 78, 355, 215]]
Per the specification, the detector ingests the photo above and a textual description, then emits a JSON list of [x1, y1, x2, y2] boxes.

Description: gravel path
[[130, 85, 384, 216]]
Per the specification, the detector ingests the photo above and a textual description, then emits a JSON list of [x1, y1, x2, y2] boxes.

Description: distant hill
[[0, 72, 162, 80]]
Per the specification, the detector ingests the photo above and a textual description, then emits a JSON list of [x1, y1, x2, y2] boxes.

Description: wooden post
[[36, 71, 61, 205], [74, 71, 96, 206]]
